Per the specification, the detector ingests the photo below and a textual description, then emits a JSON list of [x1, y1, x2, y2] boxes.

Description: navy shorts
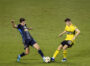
[[61, 40, 74, 48], [24, 38, 36, 49]]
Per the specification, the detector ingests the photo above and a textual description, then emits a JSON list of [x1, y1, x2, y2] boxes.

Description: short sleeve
[[17, 24, 21, 29], [64, 26, 67, 31]]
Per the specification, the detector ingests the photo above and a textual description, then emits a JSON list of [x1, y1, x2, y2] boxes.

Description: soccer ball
[[45, 56, 51, 63]]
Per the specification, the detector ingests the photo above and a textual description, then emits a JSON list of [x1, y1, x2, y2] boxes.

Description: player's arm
[[11, 20, 17, 28], [58, 31, 67, 37], [27, 27, 32, 30], [72, 28, 80, 41]]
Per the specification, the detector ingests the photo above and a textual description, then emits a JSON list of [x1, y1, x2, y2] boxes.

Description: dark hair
[[65, 18, 71, 22], [20, 18, 25, 23]]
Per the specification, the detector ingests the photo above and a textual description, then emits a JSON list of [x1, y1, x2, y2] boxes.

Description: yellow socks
[[63, 50, 67, 59], [52, 50, 67, 59], [52, 50, 59, 58]]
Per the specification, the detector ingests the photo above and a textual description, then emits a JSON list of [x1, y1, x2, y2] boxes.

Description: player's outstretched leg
[[61, 45, 68, 62], [17, 47, 29, 62], [51, 45, 63, 62], [33, 43, 45, 62]]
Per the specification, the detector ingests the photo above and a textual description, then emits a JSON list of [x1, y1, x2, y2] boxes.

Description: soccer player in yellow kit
[[51, 18, 80, 62]]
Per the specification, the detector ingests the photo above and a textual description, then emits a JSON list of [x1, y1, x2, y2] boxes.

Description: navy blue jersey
[[17, 24, 32, 42]]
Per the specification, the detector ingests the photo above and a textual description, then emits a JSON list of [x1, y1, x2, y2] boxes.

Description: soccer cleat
[[17, 55, 21, 62], [43, 57, 46, 62], [61, 58, 67, 62], [51, 57, 55, 62]]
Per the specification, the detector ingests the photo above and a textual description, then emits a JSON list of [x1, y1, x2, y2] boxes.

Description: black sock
[[20, 52, 26, 57], [38, 50, 44, 58]]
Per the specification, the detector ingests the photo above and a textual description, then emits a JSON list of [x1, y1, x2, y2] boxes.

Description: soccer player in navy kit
[[11, 18, 45, 62]]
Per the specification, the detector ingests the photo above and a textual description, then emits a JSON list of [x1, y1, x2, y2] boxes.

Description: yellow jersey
[[65, 24, 77, 41]]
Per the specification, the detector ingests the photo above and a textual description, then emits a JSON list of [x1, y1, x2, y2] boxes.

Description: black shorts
[[24, 38, 36, 49], [61, 40, 74, 48]]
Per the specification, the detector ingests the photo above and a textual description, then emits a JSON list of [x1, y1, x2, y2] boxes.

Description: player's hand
[[28, 27, 32, 30], [11, 20, 15, 24], [58, 34, 62, 37]]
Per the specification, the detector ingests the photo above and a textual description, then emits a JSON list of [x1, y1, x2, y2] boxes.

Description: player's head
[[65, 18, 72, 26], [20, 18, 26, 26]]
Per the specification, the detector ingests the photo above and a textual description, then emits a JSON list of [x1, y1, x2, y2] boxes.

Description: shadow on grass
[[22, 58, 40, 60], [49, 61, 77, 65], [0, 59, 78, 66]]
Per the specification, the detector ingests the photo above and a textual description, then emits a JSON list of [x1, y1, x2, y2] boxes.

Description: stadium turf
[[0, 0, 90, 66]]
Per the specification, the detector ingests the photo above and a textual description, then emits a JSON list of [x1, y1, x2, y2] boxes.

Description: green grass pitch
[[0, 0, 90, 66]]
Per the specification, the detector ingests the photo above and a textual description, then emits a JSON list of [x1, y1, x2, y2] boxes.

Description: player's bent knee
[[33, 43, 40, 50], [36, 46, 40, 50], [57, 45, 62, 50], [25, 51, 29, 55], [57, 48, 60, 51], [63, 47, 67, 50], [63, 48, 66, 50], [63, 45, 68, 50]]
